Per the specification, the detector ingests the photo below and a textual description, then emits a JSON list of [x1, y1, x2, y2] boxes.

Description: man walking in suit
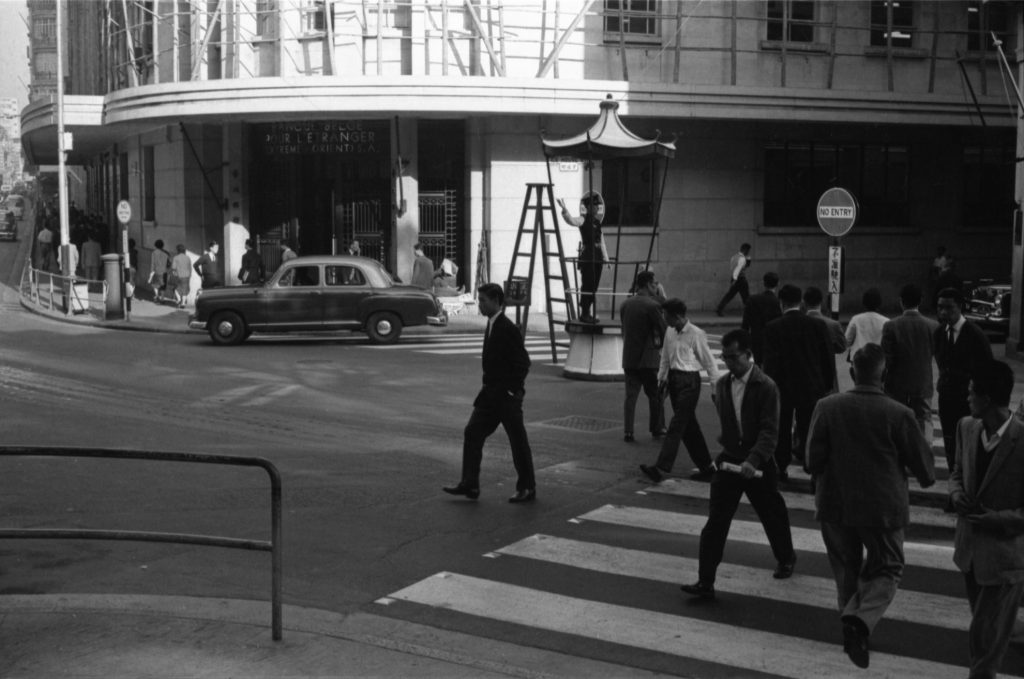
[[935, 287, 992, 473], [881, 283, 938, 435], [620, 271, 667, 443], [680, 329, 796, 600], [762, 284, 837, 479], [950, 359, 1024, 679], [639, 299, 721, 483], [443, 283, 536, 503], [715, 242, 752, 316], [806, 343, 935, 669], [742, 271, 782, 365], [804, 286, 847, 355]]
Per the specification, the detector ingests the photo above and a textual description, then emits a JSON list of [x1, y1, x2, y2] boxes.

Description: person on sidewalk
[[715, 242, 751, 317], [150, 239, 171, 302], [950, 358, 1024, 679], [680, 329, 796, 601], [620, 270, 667, 443], [639, 298, 721, 483], [557, 192, 607, 323], [443, 283, 536, 504], [881, 283, 938, 436], [238, 239, 265, 286], [741, 271, 781, 365], [762, 284, 836, 480], [935, 287, 992, 474], [411, 242, 434, 289], [193, 241, 222, 291], [170, 244, 192, 308], [81, 231, 102, 281], [806, 343, 935, 669], [844, 288, 887, 359]]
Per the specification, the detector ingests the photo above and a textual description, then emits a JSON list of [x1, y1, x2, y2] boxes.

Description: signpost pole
[[116, 200, 132, 321], [817, 187, 857, 322]]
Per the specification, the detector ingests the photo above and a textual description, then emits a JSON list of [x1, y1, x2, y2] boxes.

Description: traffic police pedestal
[[102, 253, 124, 319], [562, 320, 624, 381]]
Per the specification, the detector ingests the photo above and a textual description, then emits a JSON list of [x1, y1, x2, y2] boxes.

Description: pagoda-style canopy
[[541, 94, 676, 160]]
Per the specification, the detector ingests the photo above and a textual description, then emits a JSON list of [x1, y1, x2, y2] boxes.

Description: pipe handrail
[[0, 447, 283, 641]]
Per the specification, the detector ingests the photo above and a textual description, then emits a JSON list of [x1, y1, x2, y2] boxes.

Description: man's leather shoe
[[624, 432, 635, 443], [639, 464, 664, 483], [508, 488, 536, 504], [442, 483, 480, 500], [842, 619, 869, 668], [689, 466, 716, 482], [680, 581, 716, 600], [773, 557, 796, 579]]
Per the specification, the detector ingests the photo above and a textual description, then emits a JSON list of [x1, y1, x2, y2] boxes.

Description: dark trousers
[[820, 522, 904, 635], [939, 387, 970, 471], [697, 463, 795, 584], [891, 393, 933, 438], [654, 371, 712, 473], [776, 394, 815, 472], [964, 571, 1024, 679], [716, 275, 749, 313], [578, 258, 603, 318], [461, 386, 535, 491], [623, 367, 664, 436]]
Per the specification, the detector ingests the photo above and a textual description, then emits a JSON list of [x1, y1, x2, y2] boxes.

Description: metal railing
[[19, 258, 107, 319], [0, 447, 284, 641]]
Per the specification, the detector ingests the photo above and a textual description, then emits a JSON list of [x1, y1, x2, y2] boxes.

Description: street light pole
[[55, 0, 71, 281]]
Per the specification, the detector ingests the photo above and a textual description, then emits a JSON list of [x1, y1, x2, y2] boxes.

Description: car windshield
[[972, 288, 1005, 303]]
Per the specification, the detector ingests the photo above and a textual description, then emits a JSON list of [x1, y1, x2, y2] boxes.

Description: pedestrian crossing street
[[376, 425, 1024, 678]]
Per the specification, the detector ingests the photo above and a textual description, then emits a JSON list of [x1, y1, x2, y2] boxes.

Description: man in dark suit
[[741, 271, 781, 365], [950, 359, 1024, 679], [620, 271, 667, 442], [807, 344, 935, 669], [881, 283, 938, 435], [443, 283, 536, 503], [935, 287, 992, 473], [680, 330, 796, 600], [762, 284, 837, 479]]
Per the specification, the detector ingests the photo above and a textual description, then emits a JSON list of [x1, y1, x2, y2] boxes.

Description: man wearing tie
[[935, 287, 992, 473], [443, 283, 536, 503]]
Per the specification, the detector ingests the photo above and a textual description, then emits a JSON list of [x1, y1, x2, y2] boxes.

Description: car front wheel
[[209, 310, 247, 345], [366, 311, 402, 344]]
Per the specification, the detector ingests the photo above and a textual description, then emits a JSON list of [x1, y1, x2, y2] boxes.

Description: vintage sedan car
[[964, 280, 1011, 336], [0, 210, 15, 240], [189, 254, 447, 345]]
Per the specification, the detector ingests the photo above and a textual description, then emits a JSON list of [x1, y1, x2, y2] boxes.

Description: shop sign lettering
[[256, 121, 384, 155]]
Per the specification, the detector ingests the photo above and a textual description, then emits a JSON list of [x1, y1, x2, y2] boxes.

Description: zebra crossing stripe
[[387, 572, 965, 679], [783, 466, 945, 498], [497, 534, 982, 632], [646, 477, 956, 530], [579, 505, 956, 572]]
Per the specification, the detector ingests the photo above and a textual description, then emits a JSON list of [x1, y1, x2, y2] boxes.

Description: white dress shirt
[[845, 310, 889, 354], [730, 365, 753, 438], [658, 321, 722, 384]]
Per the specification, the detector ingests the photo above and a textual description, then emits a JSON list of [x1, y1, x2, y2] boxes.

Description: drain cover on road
[[536, 415, 619, 433]]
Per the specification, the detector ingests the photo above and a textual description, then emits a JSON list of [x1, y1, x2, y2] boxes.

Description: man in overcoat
[[620, 270, 667, 442], [881, 283, 938, 435]]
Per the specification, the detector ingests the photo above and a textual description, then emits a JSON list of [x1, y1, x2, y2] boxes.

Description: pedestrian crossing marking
[[497, 534, 980, 632], [784, 466, 944, 497], [579, 505, 956, 572], [387, 572, 966, 679]]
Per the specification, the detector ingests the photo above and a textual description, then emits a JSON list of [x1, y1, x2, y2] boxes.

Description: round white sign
[[116, 200, 132, 225], [816, 188, 857, 237]]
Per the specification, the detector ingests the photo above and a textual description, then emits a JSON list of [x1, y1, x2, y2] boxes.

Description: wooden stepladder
[[504, 183, 576, 362]]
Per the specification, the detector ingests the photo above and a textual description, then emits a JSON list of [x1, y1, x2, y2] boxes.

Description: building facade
[[19, 0, 1022, 319], [0, 99, 26, 191]]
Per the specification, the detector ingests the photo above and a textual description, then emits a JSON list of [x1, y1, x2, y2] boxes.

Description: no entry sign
[[816, 188, 857, 237]]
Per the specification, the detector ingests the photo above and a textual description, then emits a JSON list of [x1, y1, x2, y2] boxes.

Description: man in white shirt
[[715, 242, 751, 317], [640, 298, 721, 483]]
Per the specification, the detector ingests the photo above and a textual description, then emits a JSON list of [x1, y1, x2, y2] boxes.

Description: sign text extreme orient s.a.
[[259, 121, 380, 155]]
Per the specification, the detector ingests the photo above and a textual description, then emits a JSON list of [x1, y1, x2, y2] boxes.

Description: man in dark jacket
[[443, 283, 536, 503], [807, 343, 935, 669], [881, 283, 938, 434], [741, 271, 781, 365], [620, 270, 667, 442]]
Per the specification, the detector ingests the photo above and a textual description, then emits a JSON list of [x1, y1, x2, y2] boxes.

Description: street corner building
[[18, 1, 1024, 327]]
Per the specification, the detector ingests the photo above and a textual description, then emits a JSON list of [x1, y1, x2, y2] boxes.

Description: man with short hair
[[807, 343, 935, 669], [620, 270, 667, 443], [680, 329, 796, 600], [881, 283, 938, 435], [804, 286, 847, 356], [280, 240, 297, 264], [742, 271, 782, 365], [715, 243, 752, 316], [411, 242, 434, 289], [640, 298, 720, 482], [193, 241, 222, 290]]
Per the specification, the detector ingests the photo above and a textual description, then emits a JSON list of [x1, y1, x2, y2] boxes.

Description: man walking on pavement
[[935, 287, 992, 474], [640, 299, 720, 483], [950, 359, 1024, 679], [680, 329, 796, 600], [443, 283, 536, 503], [804, 286, 847, 356], [762, 284, 836, 480], [715, 242, 751, 316], [881, 283, 938, 436], [741, 271, 781, 365], [620, 271, 667, 443], [806, 343, 935, 669]]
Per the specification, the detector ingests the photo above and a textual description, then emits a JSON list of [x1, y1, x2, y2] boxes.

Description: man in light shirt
[[715, 242, 751, 317], [640, 298, 721, 483]]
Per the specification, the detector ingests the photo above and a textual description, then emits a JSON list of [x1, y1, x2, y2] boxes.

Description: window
[[34, 17, 56, 42], [326, 265, 365, 286], [301, 0, 326, 33], [763, 142, 909, 228], [34, 52, 57, 79], [604, 0, 658, 42], [602, 158, 655, 227], [963, 144, 1015, 229], [967, 1, 1010, 52], [766, 1, 815, 43], [280, 266, 320, 287], [142, 146, 155, 221], [870, 1, 914, 48]]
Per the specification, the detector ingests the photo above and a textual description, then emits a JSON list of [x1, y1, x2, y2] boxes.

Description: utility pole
[[56, 0, 71, 282]]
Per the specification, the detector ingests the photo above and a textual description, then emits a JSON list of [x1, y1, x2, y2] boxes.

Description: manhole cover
[[536, 415, 619, 433]]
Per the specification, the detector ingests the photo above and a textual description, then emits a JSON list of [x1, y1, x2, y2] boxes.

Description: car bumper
[[964, 312, 1008, 329], [427, 312, 448, 326], [188, 316, 207, 330]]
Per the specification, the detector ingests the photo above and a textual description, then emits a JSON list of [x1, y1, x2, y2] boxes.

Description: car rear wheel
[[366, 311, 402, 344], [209, 311, 247, 346]]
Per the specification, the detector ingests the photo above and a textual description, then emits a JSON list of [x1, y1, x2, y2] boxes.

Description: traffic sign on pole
[[816, 188, 857, 237], [116, 200, 132, 225]]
